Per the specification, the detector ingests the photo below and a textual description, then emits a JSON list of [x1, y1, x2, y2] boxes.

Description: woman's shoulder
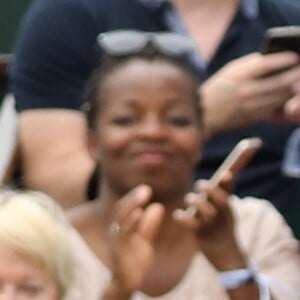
[[230, 195, 298, 253], [230, 194, 291, 235], [230, 194, 278, 220]]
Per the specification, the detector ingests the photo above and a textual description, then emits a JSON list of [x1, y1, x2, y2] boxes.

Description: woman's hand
[[104, 185, 164, 298], [173, 172, 247, 271], [201, 52, 300, 138]]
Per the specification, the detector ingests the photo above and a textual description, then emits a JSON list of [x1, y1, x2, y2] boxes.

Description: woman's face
[[0, 242, 60, 300], [91, 59, 203, 196]]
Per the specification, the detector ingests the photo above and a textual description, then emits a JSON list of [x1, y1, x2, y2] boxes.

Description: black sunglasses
[[97, 30, 197, 57]]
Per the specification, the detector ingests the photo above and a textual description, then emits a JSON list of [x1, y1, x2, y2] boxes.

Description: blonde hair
[[0, 190, 73, 297]]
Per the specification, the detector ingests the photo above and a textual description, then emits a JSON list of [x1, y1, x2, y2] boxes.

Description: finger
[[194, 171, 233, 194], [173, 208, 200, 229], [194, 171, 233, 196], [185, 193, 217, 222], [216, 171, 234, 193], [118, 208, 143, 236], [262, 64, 300, 88], [267, 112, 286, 124], [139, 203, 164, 243], [284, 94, 300, 123], [241, 66, 300, 98], [249, 90, 289, 108], [193, 179, 206, 193], [199, 180, 229, 210], [115, 185, 152, 222], [243, 91, 290, 120], [231, 52, 299, 79]]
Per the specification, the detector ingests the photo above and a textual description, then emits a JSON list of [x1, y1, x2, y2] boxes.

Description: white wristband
[[220, 262, 273, 300], [219, 266, 255, 290]]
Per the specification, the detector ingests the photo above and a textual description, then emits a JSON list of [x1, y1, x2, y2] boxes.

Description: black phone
[[262, 26, 300, 54]]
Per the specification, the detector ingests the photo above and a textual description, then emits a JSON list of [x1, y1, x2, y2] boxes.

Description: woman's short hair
[[0, 190, 73, 296]]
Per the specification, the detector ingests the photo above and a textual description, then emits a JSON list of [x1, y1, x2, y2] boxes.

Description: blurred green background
[[0, 0, 31, 102]]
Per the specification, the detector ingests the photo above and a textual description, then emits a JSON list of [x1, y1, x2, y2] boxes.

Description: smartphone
[[262, 26, 300, 54], [185, 137, 263, 217], [209, 137, 263, 186]]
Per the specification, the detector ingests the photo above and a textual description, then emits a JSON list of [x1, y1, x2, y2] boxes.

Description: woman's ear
[[86, 130, 100, 161]]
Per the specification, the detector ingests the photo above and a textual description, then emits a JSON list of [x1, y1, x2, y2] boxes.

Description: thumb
[[139, 203, 165, 242], [284, 94, 300, 124]]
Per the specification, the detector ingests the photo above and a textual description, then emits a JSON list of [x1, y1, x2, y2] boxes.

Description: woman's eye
[[112, 115, 137, 126], [167, 116, 192, 126]]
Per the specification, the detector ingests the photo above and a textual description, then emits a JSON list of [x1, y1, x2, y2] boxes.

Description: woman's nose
[[138, 116, 168, 139]]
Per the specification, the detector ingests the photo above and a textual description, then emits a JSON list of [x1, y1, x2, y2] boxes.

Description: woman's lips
[[137, 152, 167, 164], [133, 150, 171, 166]]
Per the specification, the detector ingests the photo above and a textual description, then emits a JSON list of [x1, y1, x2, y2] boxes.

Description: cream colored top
[[65, 197, 300, 300]]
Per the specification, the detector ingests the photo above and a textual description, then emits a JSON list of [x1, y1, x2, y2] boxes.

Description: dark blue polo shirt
[[9, 0, 300, 219]]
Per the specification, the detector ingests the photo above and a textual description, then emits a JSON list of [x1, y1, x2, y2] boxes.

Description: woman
[[0, 190, 73, 299], [67, 31, 300, 300]]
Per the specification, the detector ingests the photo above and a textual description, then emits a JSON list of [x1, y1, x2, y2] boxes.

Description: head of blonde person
[[0, 190, 73, 299]]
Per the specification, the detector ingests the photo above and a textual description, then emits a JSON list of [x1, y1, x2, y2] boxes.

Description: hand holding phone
[[186, 137, 262, 217], [208, 137, 262, 186]]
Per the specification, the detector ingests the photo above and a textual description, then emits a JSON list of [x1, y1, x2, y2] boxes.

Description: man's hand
[[284, 83, 300, 123], [201, 52, 300, 138]]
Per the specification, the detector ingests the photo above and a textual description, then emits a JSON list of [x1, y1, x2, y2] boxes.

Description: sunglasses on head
[[97, 30, 197, 57]]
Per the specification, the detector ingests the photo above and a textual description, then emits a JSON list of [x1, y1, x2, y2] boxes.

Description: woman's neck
[[99, 181, 188, 208], [98, 183, 191, 241]]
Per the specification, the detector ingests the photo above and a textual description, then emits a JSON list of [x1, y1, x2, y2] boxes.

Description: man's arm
[[19, 109, 95, 208]]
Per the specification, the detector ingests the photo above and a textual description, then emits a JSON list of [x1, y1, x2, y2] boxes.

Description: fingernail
[[133, 184, 152, 199], [288, 53, 300, 63], [285, 99, 298, 116], [186, 192, 196, 203], [195, 179, 207, 190], [199, 180, 213, 190]]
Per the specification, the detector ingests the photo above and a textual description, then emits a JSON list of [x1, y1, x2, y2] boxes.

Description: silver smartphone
[[186, 137, 263, 217], [209, 137, 263, 186]]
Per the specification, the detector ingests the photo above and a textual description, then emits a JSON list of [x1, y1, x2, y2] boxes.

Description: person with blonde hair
[[0, 190, 73, 299]]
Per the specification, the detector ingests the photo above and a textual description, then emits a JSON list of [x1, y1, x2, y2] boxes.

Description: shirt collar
[[138, 0, 259, 19]]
